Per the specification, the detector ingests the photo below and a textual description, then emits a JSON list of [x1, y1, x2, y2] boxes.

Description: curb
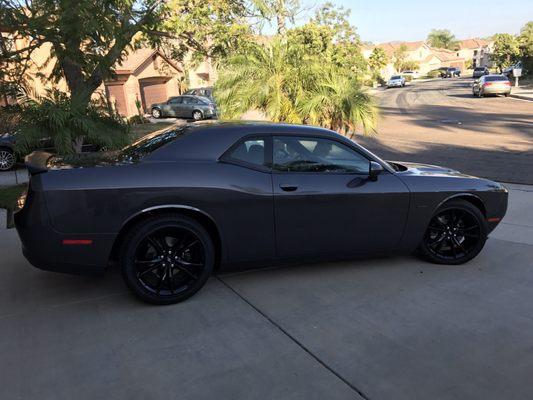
[[0, 208, 14, 230], [509, 93, 533, 101]]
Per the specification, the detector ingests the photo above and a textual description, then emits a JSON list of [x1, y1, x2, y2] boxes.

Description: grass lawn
[[0, 184, 27, 211], [130, 121, 175, 139]]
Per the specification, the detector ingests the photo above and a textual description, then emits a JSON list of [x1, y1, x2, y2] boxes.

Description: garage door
[[105, 84, 127, 116], [140, 80, 168, 112]]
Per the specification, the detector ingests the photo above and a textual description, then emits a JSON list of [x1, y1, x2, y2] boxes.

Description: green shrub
[[17, 90, 130, 155], [426, 70, 441, 78]]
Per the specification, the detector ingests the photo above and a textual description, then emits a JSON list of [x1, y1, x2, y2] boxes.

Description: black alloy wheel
[[419, 200, 487, 265], [120, 214, 214, 304]]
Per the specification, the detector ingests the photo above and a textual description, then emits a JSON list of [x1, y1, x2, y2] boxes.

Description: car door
[[272, 135, 410, 258], [166, 97, 183, 116], [179, 97, 195, 118], [219, 135, 276, 263]]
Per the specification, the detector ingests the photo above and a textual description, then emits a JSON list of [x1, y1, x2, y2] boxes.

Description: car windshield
[[485, 76, 509, 82], [119, 127, 186, 162], [391, 76, 401, 80], [474, 68, 485, 71]]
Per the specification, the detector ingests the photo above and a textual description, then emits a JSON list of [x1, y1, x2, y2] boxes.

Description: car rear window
[[119, 127, 186, 161], [474, 68, 485, 71], [485, 76, 509, 82]]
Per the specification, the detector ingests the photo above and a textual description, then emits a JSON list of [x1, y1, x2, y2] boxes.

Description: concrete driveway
[[0, 183, 532, 400]]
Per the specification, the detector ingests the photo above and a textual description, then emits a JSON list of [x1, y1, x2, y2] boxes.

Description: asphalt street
[[358, 78, 533, 184], [1, 79, 533, 400]]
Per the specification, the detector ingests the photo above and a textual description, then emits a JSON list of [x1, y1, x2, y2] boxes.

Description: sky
[[296, 0, 533, 43]]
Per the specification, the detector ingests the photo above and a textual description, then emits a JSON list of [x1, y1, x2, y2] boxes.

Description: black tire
[[418, 200, 487, 265], [0, 147, 15, 171], [120, 213, 215, 304], [151, 108, 161, 119], [192, 110, 203, 121], [504, 93, 510, 97]]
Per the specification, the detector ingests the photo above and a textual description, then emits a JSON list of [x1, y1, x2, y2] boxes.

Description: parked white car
[[386, 75, 406, 88]]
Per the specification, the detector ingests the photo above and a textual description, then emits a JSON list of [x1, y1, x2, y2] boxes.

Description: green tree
[[214, 39, 377, 134], [253, 0, 300, 36], [519, 21, 533, 74], [393, 44, 408, 72], [158, 0, 254, 65], [1, 0, 165, 110], [427, 29, 459, 50], [492, 33, 521, 71], [368, 47, 388, 72], [0, 0, 254, 153]]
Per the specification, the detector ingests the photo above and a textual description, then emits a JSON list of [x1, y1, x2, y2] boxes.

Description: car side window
[[273, 136, 370, 174], [224, 138, 267, 168], [169, 97, 182, 104]]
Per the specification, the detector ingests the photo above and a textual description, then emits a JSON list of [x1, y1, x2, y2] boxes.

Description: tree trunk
[[276, 0, 287, 36], [73, 136, 84, 154]]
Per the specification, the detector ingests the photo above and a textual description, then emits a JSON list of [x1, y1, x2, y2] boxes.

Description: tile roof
[[458, 38, 491, 49], [115, 48, 182, 74]]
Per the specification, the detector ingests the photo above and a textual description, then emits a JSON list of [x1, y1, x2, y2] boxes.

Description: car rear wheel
[[418, 200, 487, 265], [120, 214, 215, 304], [151, 108, 161, 118], [192, 110, 203, 121], [0, 148, 15, 171]]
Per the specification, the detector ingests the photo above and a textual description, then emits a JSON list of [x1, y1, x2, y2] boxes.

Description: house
[[457, 39, 493, 68], [102, 49, 183, 117], [363, 40, 467, 78], [1, 26, 216, 116]]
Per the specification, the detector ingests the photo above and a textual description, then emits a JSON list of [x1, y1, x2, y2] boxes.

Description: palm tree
[[215, 40, 378, 135]]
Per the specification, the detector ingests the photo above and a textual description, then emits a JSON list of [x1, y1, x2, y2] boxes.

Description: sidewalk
[[0, 168, 28, 186], [510, 84, 533, 101]]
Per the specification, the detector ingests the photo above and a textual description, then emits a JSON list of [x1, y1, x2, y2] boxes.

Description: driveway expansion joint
[[216, 276, 371, 400]]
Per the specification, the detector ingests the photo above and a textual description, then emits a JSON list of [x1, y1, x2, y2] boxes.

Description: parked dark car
[[472, 75, 511, 97], [440, 67, 461, 78], [473, 67, 490, 79], [0, 133, 16, 171], [502, 62, 524, 79], [183, 87, 213, 100], [150, 95, 217, 120], [16, 122, 508, 304]]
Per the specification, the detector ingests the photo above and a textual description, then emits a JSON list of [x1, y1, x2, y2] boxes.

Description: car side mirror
[[369, 161, 384, 181]]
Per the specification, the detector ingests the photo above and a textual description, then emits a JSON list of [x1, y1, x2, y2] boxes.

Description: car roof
[[149, 121, 362, 162]]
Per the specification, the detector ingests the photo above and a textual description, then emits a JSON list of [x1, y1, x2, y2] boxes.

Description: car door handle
[[279, 184, 298, 192]]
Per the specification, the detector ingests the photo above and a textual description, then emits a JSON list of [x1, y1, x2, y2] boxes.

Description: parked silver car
[[472, 75, 511, 97], [151, 95, 217, 120]]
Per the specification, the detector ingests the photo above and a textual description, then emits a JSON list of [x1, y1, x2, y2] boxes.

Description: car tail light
[[483, 82, 493, 87]]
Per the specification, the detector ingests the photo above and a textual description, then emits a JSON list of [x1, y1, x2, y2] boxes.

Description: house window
[[473, 50, 478, 56]]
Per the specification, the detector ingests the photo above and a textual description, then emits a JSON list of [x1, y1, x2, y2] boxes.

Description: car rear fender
[[110, 205, 224, 269]]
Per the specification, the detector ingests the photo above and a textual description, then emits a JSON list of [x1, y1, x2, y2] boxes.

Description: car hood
[[389, 161, 468, 177]]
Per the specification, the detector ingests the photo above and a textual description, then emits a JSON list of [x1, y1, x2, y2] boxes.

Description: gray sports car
[[15, 122, 508, 304]]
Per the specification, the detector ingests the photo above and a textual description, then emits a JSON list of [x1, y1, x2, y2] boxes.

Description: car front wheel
[[120, 214, 215, 304], [418, 200, 487, 265], [0, 148, 15, 171]]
